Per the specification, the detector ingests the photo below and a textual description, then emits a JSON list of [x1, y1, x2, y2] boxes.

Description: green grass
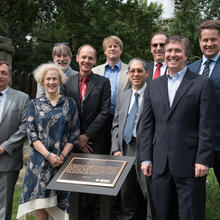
[[12, 169, 220, 220]]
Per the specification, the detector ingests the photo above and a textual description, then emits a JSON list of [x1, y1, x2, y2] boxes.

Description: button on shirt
[[104, 61, 121, 114], [128, 84, 146, 137], [167, 67, 187, 107], [0, 87, 8, 121], [153, 61, 167, 79], [199, 52, 220, 77]]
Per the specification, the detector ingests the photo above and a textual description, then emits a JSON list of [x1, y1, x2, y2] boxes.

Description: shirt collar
[[105, 60, 121, 70], [79, 71, 93, 81], [154, 61, 165, 67], [0, 87, 9, 96], [167, 66, 187, 80], [202, 52, 220, 65], [132, 83, 146, 95]]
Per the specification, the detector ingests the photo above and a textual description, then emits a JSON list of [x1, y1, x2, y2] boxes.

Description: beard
[[54, 60, 71, 72]]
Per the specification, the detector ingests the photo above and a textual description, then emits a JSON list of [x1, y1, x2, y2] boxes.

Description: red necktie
[[80, 77, 87, 102], [153, 63, 162, 80]]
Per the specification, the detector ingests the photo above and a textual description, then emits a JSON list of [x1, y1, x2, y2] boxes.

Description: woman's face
[[43, 69, 61, 95]]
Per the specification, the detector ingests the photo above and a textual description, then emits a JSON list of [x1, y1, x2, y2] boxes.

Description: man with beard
[[36, 42, 77, 97]]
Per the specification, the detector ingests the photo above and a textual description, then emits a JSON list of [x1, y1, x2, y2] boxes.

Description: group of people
[[0, 18, 219, 220]]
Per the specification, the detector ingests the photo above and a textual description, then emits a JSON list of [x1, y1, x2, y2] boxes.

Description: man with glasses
[[148, 32, 168, 81], [36, 42, 77, 97]]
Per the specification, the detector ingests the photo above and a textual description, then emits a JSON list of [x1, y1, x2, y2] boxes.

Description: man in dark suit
[[189, 19, 220, 185], [112, 57, 152, 220], [0, 61, 29, 220], [148, 32, 168, 81], [139, 35, 216, 220], [61, 44, 111, 220]]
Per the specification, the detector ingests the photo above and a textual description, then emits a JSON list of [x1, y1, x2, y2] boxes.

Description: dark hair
[[151, 32, 168, 42], [199, 20, 220, 38], [0, 60, 12, 75], [165, 35, 191, 57], [76, 44, 97, 59], [128, 57, 149, 72]]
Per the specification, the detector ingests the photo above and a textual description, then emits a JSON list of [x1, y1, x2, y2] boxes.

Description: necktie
[[80, 77, 87, 102], [123, 92, 139, 144], [153, 63, 162, 80], [202, 60, 213, 77]]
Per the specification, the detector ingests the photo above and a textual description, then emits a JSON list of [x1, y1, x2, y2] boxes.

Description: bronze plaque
[[56, 157, 127, 187]]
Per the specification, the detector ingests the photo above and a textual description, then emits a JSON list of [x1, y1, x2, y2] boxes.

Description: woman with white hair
[[17, 63, 80, 220]]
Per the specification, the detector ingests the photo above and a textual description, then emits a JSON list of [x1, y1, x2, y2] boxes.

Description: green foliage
[[0, 0, 162, 72]]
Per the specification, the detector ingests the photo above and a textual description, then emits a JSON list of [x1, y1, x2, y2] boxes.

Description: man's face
[[76, 46, 96, 76], [151, 34, 167, 63], [199, 29, 220, 59], [104, 40, 122, 63], [128, 60, 148, 90], [53, 53, 71, 72], [0, 64, 11, 91], [165, 41, 187, 76]]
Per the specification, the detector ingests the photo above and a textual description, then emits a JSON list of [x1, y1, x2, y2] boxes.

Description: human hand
[[78, 134, 93, 154], [0, 146, 5, 155], [141, 162, 152, 176], [195, 163, 209, 178], [113, 151, 122, 156], [47, 153, 63, 168]]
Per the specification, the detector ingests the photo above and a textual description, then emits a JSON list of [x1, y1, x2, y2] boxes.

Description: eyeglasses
[[151, 43, 165, 48], [54, 42, 69, 46]]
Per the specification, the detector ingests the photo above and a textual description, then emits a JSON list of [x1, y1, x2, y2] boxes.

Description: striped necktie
[[202, 60, 213, 77]]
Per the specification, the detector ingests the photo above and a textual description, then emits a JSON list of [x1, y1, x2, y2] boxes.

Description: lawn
[[12, 169, 220, 220]]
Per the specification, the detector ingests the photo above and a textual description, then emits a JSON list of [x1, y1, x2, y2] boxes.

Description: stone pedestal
[[0, 36, 15, 66]]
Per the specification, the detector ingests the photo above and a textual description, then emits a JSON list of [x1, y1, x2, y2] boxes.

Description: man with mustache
[[36, 42, 77, 97]]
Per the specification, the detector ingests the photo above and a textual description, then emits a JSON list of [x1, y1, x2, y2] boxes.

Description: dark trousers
[[151, 169, 206, 220], [213, 151, 220, 185], [0, 171, 19, 220], [121, 141, 152, 220]]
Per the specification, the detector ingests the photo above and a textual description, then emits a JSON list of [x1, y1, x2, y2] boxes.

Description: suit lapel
[[121, 89, 132, 129], [159, 75, 170, 110], [84, 74, 97, 101], [210, 56, 220, 81], [72, 74, 80, 107], [168, 69, 194, 118], [0, 88, 14, 124], [118, 63, 128, 94]]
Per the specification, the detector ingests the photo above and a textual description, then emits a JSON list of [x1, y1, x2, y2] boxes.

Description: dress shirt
[[198, 52, 220, 76], [152, 61, 167, 79], [128, 84, 146, 137], [167, 67, 187, 107], [104, 61, 121, 114], [0, 87, 8, 121], [64, 66, 71, 76]]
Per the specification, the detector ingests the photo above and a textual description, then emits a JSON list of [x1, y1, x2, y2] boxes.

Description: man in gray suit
[[36, 42, 77, 97], [112, 58, 151, 220], [93, 35, 130, 155], [0, 61, 29, 220]]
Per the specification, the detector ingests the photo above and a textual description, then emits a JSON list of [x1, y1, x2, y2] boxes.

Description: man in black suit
[[61, 44, 111, 220], [189, 19, 220, 185], [139, 35, 216, 220], [148, 32, 168, 81]]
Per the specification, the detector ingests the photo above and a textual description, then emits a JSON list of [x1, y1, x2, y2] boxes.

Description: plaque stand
[[47, 153, 135, 220]]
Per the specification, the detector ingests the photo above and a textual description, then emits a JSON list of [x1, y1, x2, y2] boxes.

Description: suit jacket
[[92, 61, 131, 102], [60, 73, 111, 154], [36, 66, 77, 98], [139, 69, 216, 177], [0, 87, 29, 172], [112, 88, 143, 155], [189, 56, 220, 151]]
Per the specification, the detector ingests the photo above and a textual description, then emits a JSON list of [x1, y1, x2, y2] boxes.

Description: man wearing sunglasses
[[36, 42, 77, 98], [148, 32, 168, 81]]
